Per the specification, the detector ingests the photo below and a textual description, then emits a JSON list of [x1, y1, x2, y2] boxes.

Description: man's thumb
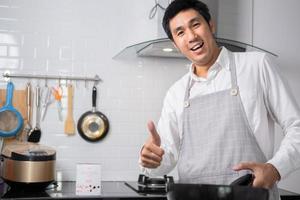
[[147, 120, 161, 146]]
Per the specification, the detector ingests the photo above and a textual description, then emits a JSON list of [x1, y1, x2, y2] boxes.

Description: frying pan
[[0, 82, 24, 137], [77, 86, 109, 142], [167, 183, 269, 200]]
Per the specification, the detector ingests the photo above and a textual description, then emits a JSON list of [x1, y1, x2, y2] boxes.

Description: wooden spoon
[[64, 84, 75, 135]]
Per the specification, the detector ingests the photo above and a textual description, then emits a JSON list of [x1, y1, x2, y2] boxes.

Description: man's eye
[[193, 23, 200, 28], [177, 31, 184, 36]]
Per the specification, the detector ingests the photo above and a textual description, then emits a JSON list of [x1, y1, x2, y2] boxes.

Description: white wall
[[0, 0, 189, 181], [217, 0, 252, 44], [253, 0, 300, 193]]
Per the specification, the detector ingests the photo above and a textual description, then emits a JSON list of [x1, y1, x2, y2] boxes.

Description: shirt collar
[[189, 47, 230, 82]]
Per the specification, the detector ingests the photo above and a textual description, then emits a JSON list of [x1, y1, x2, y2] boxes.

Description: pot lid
[[1, 141, 56, 161]]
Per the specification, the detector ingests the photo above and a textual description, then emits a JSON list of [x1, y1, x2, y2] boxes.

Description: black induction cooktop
[[0, 181, 165, 199], [1, 179, 299, 200]]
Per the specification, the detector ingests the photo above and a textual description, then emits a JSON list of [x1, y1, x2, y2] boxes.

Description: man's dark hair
[[162, 0, 211, 41]]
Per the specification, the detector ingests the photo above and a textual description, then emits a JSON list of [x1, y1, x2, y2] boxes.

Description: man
[[139, 0, 300, 199]]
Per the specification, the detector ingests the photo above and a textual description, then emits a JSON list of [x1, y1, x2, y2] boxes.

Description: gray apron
[[177, 52, 279, 200]]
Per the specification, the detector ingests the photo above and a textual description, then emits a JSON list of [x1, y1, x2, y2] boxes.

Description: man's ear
[[209, 20, 216, 34]]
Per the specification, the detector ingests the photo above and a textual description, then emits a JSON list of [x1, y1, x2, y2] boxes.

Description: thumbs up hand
[[140, 121, 165, 168]]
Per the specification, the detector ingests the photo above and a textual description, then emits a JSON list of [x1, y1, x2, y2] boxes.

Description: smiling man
[[139, 1, 300, 200]]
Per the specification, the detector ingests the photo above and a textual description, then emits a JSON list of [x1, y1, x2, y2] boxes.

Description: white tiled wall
[[0, 0, 189, 181]]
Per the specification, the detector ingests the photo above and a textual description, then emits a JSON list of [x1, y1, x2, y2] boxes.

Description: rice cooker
[[1, 142, 56, 189]]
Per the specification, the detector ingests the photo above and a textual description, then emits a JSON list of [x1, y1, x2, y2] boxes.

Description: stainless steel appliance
[[1, 142, 56, 190]]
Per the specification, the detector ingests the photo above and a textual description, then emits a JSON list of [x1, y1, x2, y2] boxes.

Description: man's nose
[[187, 29, 198, 42]]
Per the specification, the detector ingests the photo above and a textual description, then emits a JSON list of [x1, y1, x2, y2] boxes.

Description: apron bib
[[177, 52, 279, 200]]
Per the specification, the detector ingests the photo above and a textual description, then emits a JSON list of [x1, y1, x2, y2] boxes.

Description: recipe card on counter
[[76, 163, 101, 195]]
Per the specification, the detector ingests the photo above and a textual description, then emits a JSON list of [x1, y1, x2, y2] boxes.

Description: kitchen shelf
[[2, 71, 101, 84]]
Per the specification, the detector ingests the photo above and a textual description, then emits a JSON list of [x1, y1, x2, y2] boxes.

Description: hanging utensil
[[24, 82, 32, 140], [64, 84, 75, 135], [77, 86, 109, 142], [28, 85, 41, 143], [41, 86, 53, 121], [0, 82, 24, 137], [52, 85, 63, 121]]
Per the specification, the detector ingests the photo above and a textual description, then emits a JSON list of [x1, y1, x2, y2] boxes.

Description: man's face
[[169, 9, 219, 67]]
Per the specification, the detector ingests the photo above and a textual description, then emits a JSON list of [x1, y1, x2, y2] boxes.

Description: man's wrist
[[266, 163, 281, 181]]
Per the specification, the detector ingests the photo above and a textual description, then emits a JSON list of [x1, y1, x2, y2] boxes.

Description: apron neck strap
[[184, 50, 238, 102], [228, 51, 238, 89]]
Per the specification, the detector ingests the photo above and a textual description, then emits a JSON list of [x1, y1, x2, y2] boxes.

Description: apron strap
[[183, 50, 239, 103], [228, 51, 238, 90], [184, 76, 192, 103]]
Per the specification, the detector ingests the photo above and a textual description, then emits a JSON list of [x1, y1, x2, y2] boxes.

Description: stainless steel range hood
[[113, 37, 277, 59]]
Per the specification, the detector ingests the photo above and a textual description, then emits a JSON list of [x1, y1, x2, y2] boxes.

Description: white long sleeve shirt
[[141, 47, 300, 180]]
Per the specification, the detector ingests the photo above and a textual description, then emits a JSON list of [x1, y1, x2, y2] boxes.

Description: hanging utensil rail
[[2, 71, 101, 83]]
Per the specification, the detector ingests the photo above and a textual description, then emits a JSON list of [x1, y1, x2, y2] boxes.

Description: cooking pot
[[1, 142, 56, 190]]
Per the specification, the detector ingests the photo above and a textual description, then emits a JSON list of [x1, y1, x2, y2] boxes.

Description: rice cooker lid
[[1, 142, 56, 161]]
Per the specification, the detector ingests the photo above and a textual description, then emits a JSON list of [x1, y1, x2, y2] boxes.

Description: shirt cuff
[[267, 154, 292, 179]]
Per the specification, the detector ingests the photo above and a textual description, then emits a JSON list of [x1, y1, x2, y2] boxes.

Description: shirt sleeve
[[140, 88, 181, 176], [260, 54, 300, 179]]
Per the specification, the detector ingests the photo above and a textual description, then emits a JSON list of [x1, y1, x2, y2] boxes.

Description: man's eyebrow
[[189, 16, 202, 24], [173, 26, 184, 33], [172, 16, 202, 33]]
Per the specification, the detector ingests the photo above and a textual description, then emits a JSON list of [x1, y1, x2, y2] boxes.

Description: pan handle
[[4, 82, 14, 107], [92, 86, 97, 111], [26, 82, 31, 122]]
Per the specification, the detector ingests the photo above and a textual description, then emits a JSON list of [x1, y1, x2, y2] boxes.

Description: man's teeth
[[191, 42, 204, 51]]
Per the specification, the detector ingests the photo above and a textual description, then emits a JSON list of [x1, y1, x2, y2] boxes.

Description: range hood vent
[[113, 37, 277, 60]]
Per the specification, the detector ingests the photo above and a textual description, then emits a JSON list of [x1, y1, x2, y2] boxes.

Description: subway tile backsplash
[[0, 0, 188, 181]]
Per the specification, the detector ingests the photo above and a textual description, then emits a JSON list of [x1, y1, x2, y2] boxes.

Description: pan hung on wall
[[77, 86, 109, 142], [113, 0, 277, 60]]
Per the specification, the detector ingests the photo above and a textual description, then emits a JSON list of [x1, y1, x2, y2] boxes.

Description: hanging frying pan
[[77, 86, 109, 142], [0, 82, 24, 137]]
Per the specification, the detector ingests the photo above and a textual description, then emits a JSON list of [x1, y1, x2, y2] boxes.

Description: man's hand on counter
[[140, 121, 164, 168], [233, 162, 281, 189]]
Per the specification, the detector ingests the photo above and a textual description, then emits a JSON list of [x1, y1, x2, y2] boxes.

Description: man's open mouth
[[190, 41, 204, 51]]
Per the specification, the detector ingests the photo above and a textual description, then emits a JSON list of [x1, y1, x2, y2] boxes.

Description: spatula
[[64, 84, 75, 135]]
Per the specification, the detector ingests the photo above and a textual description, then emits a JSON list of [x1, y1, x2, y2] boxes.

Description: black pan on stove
[[167, 183, 269, 200], [167, 174, 268, 200]]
